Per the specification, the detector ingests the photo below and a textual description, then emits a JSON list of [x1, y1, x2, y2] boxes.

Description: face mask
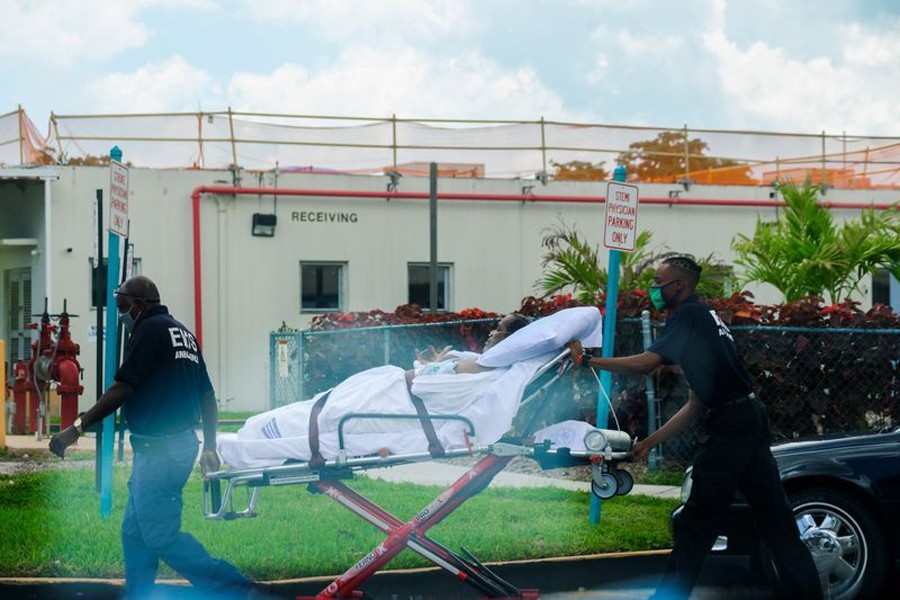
[[118, 307, 139, 333], [649, 281, 676, 310]]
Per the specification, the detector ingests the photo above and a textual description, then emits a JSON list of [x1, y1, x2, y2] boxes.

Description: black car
[[673, 427, 900, 599]]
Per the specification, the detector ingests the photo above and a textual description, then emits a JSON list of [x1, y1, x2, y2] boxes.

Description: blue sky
[[3, 0, 899, 136]]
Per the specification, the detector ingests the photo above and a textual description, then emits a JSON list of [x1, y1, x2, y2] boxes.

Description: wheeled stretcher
[[203, 348, 635, 599]]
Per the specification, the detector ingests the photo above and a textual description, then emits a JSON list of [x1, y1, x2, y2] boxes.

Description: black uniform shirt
[[114, 305, 213, 435], [648, 295, 753, 407]]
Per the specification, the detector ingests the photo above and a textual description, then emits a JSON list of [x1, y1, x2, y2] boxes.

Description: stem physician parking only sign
[[603, 181, 639, 251], [109, 160, 129, 237]]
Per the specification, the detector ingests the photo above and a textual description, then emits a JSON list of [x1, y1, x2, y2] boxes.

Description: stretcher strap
[[409, 393, 446, 458], [308, 389, 332, 468]]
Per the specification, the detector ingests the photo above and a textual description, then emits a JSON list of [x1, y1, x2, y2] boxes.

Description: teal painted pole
[[100, 145, 124, 519], [590, 163, 627, 524]]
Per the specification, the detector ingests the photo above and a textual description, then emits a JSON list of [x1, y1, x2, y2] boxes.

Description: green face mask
[[649, 281, 676, 310]]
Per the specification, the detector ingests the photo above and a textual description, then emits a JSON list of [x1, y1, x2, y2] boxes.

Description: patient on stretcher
[[217, 307, 603, 470]]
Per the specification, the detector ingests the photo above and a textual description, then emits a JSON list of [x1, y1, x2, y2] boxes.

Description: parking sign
[[603, 181, 639, 251], [109, 160, 129, 237]]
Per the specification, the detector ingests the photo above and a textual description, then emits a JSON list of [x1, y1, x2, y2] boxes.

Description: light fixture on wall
[[676, 177, 694, 192], [251, 213, 277, 237], [386, 170, 403, 192]]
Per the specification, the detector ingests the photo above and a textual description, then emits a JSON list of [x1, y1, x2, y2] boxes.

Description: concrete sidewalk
[[3, 434, 681, 499], [363, 461, 681, 499], [3, 433, 127, 454]]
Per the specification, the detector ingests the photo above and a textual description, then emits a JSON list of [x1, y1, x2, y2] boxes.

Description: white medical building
[[1, 110, 899, 412]]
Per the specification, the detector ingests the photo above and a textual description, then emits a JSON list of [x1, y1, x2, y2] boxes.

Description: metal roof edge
[[0, 166, 61, 180]]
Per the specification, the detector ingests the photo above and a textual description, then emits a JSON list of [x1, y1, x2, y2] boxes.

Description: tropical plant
[[535, 219, 732, 302], [732, 182, 900, 303]]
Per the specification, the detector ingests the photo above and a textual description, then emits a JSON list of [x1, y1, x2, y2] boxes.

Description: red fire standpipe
[[10, 362, 30, 434], [52, 306, 84, 430], [28, 305, 55, 438], [9, 299, 84, 436], [190, 184, 894, 349]]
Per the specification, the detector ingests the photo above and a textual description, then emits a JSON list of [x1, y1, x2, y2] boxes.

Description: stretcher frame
[[203, 351, 634, 599]]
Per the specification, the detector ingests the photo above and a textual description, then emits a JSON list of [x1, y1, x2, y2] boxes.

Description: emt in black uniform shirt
[[572, 256, 822, 600], [50, 276, 255, 600]]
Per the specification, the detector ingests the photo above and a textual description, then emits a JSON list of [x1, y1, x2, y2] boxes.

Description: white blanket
[[218, 307, 602, 469]]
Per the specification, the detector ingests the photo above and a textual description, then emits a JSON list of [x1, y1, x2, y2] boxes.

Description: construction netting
[[3, 107, 900, 188], [0, 108, 51, 167]]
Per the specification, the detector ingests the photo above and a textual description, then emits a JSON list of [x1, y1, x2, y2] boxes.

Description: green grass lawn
[[0, 461, 676, 581]]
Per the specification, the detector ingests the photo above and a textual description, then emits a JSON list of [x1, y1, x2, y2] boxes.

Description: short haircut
[[120, 276, 161, 304], [663, 255, 702, 287], [505, 314, 532, 335]]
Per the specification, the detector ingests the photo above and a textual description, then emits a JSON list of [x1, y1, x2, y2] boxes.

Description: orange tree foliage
[[550, 159, 610, 181], [616, 131, 754, 183]]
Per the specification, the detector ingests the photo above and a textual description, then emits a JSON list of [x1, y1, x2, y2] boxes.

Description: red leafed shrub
[[308, 304, 500, 331], [706, 291, 763, 325], [516, 294, 583, 317]]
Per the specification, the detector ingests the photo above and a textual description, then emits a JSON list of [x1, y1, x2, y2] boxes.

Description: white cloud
[[584, 24, 684, 89], [584, 54, 610, 85], [86, 56, 219, 112], [234, 0, 476, 41], [702, 12, 900, 135], [0, 0, 213, 65], [841, 22, 900, 67], [0, 0, 148, 64], [599, 28, 684, 61], [226, 45, 567, 120]]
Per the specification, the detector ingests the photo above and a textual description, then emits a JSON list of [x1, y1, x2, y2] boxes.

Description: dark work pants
[[123, 430, 250, 599], [655, 398, 823, 600]]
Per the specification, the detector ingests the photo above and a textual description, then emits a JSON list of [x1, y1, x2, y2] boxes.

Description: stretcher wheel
[[591, 472, 618, 499], [614, 469, 634, 496]]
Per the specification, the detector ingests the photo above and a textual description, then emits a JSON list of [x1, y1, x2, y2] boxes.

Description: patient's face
[[483, 314, 517, 351]]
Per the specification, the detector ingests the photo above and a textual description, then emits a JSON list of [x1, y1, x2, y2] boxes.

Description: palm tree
[[732, 182, 900, 303], [536, 219, 731, 302]]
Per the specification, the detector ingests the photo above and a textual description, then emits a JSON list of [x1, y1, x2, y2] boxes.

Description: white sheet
[[477, 306, 603, 367], [218, 307, 603, 469]]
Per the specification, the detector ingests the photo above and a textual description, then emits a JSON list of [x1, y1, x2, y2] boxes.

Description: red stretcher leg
[[303, 453, 532, 599]]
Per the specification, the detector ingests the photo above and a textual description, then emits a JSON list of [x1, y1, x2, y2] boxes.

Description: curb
[[0, 551, 674, 599]]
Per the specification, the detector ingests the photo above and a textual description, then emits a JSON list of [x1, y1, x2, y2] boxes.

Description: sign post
[[100, 146, 128, 519], [590, 166, 639, 524]]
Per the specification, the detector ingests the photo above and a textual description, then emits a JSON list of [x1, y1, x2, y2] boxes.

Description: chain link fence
[[270, 319, 499, 408], [607, 320, 900, 471], [269, 318, 899, 470]]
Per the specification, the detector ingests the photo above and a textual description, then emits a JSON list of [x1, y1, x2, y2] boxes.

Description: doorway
[[4, 267, 32, 372]]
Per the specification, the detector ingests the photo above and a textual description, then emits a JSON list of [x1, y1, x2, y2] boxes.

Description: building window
[[872, 268, 890, 306], [300, 262, 346, 312], [90, 256, 141, 309], [408, 263, 451, 311]]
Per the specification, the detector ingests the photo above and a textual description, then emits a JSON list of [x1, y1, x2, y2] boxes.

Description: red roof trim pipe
[[190, 185, 895, 347]]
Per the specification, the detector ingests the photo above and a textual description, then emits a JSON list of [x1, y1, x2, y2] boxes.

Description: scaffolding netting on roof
[[2, 107, 900, 188]]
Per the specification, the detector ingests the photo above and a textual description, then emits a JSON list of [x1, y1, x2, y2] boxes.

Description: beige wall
[[2, 167, 897, 412]]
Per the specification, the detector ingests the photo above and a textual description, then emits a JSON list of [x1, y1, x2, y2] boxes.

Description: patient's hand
[[416, 345, 452, 364]]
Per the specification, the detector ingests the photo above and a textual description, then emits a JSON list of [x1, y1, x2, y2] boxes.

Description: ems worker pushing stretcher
[[50, 276, 259, 600], [569, 256, 822, 600]]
